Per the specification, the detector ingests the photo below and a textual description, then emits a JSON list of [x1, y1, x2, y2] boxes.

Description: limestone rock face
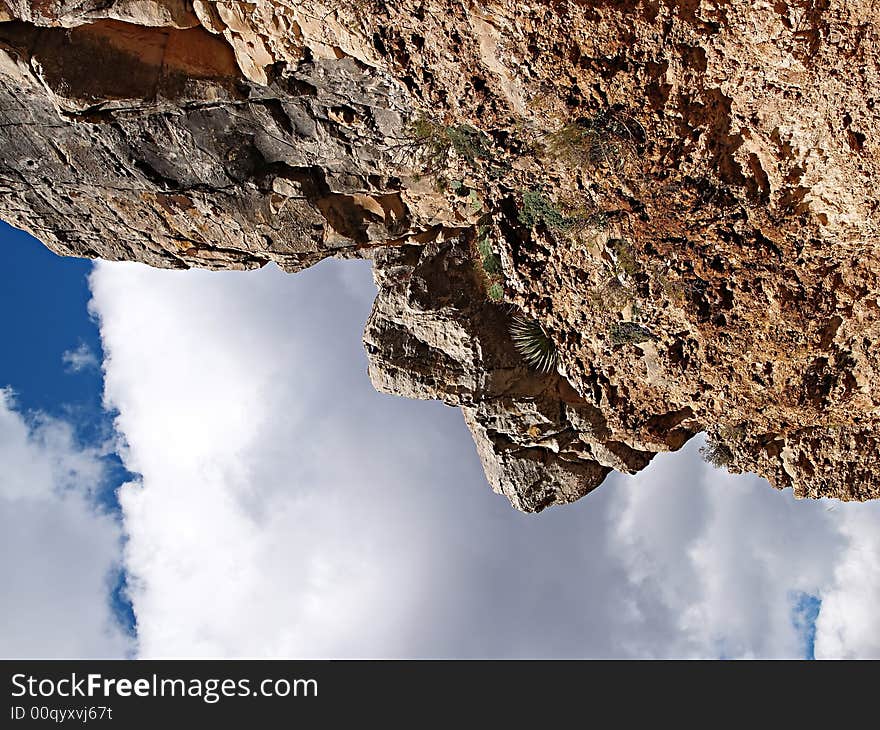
[[365, 241, 656, 511], [2, 0, 879, 510]]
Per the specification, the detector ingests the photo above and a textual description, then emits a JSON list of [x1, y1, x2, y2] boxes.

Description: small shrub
[[448, 178, 466, 194], [585, 210, 611, 230], [609, 238, 638, 278], [477, 234, 502, 275], [700, 438, 734, 469], [609, 321, 655, 345], [407, 117, 490, 171], [543, 110, 644, 174], [470, 225, 504, 302], [518, 190, 579, 231], [510, 315, 558, 373], [589, 279, 636, 312], [445, 124, 491, 165], [652, 266, 687, 307], [721, 423, 748, 442]]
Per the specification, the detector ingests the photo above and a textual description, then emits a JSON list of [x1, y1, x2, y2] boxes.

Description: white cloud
[[607, 447, 859, 657], [62, 342, 98, 373], [87, 259, 880, 658], [814, 503, 880, 658], [0, 388, 132, 658]]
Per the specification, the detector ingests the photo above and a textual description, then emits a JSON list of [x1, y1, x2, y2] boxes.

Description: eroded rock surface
[[2, 0, 879, 510]]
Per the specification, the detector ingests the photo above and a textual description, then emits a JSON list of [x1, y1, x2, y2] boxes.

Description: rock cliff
[[1, 0, 878, 510]]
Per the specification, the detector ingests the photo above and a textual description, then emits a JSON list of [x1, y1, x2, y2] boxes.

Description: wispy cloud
[[62, 342, 98, 373]]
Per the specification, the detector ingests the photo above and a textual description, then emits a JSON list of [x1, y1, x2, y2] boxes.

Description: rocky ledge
[[1, 0, 878, 510]]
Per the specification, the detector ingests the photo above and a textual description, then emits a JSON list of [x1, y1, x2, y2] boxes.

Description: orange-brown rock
[[1, 0, 878, 509]]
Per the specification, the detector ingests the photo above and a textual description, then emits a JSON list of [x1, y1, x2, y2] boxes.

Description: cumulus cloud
[[62, 342, 98, 373], [87, 259, 880, 658], [0, 388, 132, 658], [608, 450, 855, 657], [814, 503, 880, 658]]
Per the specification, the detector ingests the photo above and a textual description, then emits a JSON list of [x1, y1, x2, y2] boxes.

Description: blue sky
[[0, 221, 136, 643], [1, 223, 101, 421], [3, 219, 879, 659], [792, 592, 821, 660], [0, 222, 131, 496]]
